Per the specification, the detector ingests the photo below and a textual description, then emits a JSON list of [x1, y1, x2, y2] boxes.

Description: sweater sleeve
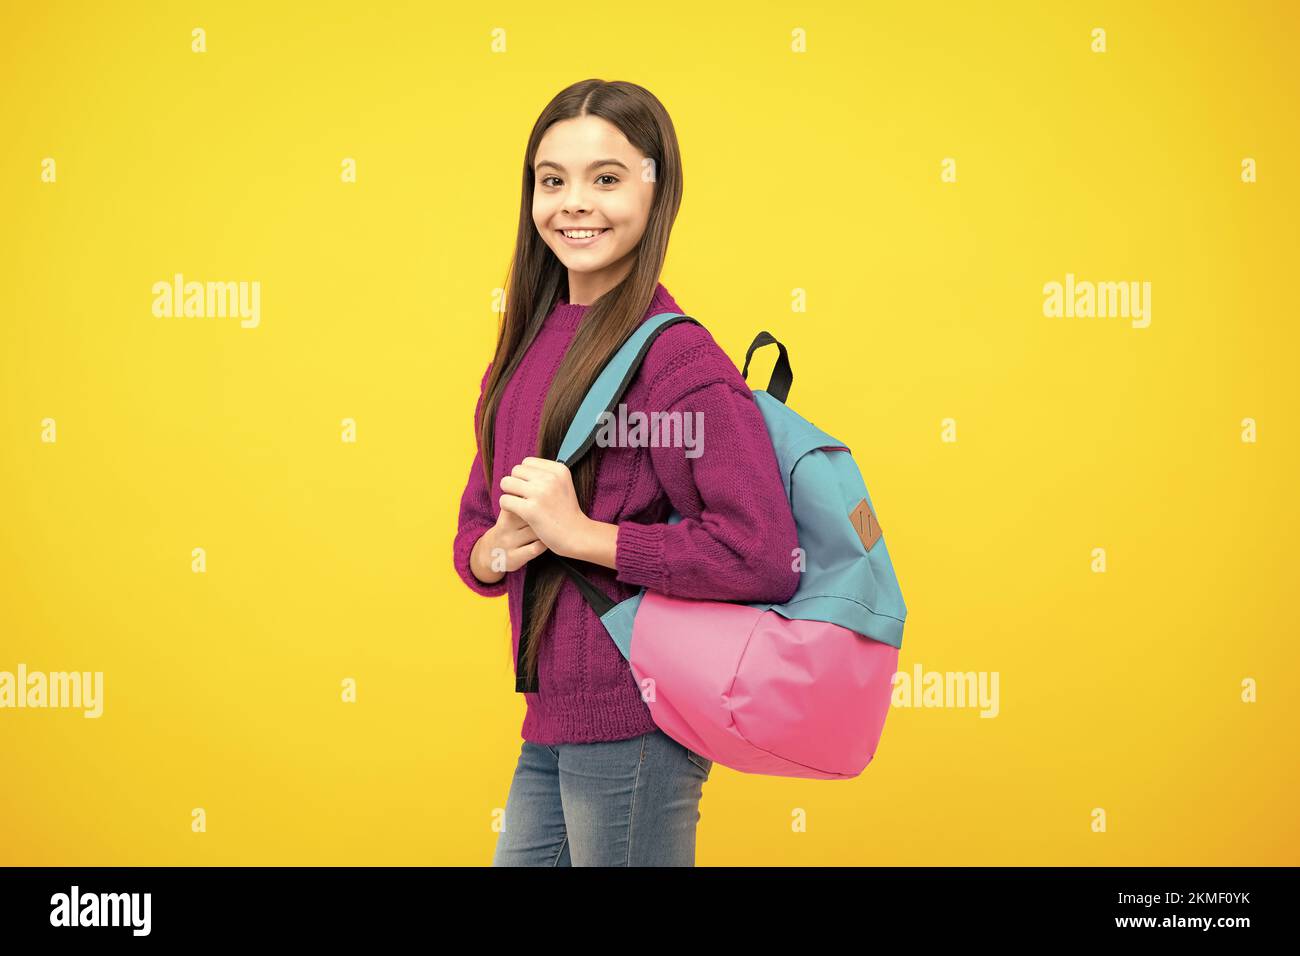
[[613, 373, 801, 604], [453, 363, 508, 597]]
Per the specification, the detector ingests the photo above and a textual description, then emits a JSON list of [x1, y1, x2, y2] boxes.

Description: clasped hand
[[498, 456, 590, 560]]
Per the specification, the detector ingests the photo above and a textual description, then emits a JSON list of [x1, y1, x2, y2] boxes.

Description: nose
[[561, 182, 591, 216]]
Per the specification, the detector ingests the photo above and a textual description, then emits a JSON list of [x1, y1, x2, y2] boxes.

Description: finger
[[501, 539, 545, 572], [498, 510, 540, 537], [498, 493, 529, 517], [522, 456, 564, 474], [499, 474, 530, 496], [513, 539, 548, 560], [510, 462, 547, 480], [497, 505, 537, 533], [496, 500, 526, 522], [499, 523, 542, 549]]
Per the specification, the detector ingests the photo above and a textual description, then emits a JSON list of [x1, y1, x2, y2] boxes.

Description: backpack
[[518, 312, 907, 779]]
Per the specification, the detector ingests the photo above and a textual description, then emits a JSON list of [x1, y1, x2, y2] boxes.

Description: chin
[[558, 251, 609, 268]]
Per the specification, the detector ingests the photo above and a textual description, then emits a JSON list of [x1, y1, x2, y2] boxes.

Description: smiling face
[[531, 114, 655, 306]]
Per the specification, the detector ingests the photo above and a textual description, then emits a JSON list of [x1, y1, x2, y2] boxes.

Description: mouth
[[556, 227, 610, 247]]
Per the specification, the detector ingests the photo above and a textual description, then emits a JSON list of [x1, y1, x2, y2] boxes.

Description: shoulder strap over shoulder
[[556, 312, 700, 466]]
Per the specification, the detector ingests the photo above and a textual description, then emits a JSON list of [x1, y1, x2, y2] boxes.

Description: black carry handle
[[514, 313, 700, 693], [740, 331, 793, 404]]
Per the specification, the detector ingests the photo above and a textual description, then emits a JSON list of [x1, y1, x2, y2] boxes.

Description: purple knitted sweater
[[453, 282, 800, 745]]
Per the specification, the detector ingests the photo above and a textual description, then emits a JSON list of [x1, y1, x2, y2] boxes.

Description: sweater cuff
[[614, 520, 667, 592], [454, 523, 508, 597]]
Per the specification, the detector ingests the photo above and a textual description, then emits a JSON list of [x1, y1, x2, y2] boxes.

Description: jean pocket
[[684, 747, 712, 774]]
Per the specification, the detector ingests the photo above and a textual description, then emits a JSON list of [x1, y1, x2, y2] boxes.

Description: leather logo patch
[[849, 497, 882, 551]]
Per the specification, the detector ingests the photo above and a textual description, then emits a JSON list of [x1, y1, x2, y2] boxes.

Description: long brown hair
[[479, 79, 684, 686]]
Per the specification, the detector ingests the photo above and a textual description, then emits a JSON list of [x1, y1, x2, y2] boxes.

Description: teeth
[[561, 229, 605, 238]]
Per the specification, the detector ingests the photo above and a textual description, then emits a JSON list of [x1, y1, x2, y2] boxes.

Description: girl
[[453, 79, 800, 866]]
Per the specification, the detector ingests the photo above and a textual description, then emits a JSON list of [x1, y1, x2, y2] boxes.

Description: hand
[[472, 506, 548, 583], [498, 457, 591, 560]]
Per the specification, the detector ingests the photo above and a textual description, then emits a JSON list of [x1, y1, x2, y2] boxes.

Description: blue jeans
[[491, 728, 713, 866]]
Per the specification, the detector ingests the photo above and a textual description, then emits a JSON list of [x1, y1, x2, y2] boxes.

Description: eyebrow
[[535, 158, 631, 173]]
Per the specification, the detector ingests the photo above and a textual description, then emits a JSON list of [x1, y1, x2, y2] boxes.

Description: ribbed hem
[[453, 521, 508, 597], [521, 681, 660, 745], [613, 520, 667, 592]]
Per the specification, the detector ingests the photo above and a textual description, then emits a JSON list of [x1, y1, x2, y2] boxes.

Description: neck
[[568, 255, 635, 306]]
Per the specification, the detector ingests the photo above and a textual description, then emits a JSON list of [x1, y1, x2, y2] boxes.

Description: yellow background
[[1, 1, 1296, 865]]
